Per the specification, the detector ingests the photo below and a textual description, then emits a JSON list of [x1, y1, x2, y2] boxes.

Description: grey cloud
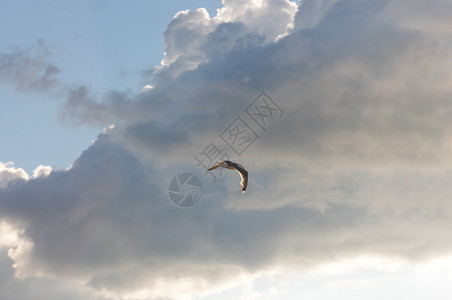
[[124, 120, 190, 153], [3, 0, 452, 299], [59, 0, 298, 127], [189, 0, 452, 167], [58, 0, 452, 188], [60, 86, 134, 126], [384, 0, 452, 35], [203, 22, 265, 59], [294, 0, 339, 30], [0, 40, 62, 94], [2, 136, 452, 298]]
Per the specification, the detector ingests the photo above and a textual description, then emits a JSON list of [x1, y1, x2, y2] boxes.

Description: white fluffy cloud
[[0, 162, 29, 188], [158, 0, 297, 77], [3, 0, 452, 299], [31, 165, 53, 178], [0, 163, 53, 189]]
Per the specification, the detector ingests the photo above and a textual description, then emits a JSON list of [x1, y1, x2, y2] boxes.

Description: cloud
[[384, 0, 452, 35], [293, 0, 339, 29], [158, 0, 297, 78], [3, 0, 452, 299], [31, 165, 52, 179], [0, 163, 53, 189], [0, 40, 62, 94], [0, 162, 29, 188], [141, 84, 154, 92], [0, 249, 102, 300], [117, 0, 452, 169]]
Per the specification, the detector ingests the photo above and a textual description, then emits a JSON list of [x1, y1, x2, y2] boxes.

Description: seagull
[[207, 160, 248, 193]]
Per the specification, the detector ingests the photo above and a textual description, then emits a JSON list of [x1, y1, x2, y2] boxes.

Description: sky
[[1, 0, 452, 299]]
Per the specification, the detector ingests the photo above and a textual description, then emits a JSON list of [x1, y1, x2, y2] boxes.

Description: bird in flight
[[207, 160, 248, 193]]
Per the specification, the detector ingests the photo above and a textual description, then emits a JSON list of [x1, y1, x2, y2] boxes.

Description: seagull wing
[[208, 161, 248, 193], [207, 161, 225, 171], [234, 166, 248, 193]]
